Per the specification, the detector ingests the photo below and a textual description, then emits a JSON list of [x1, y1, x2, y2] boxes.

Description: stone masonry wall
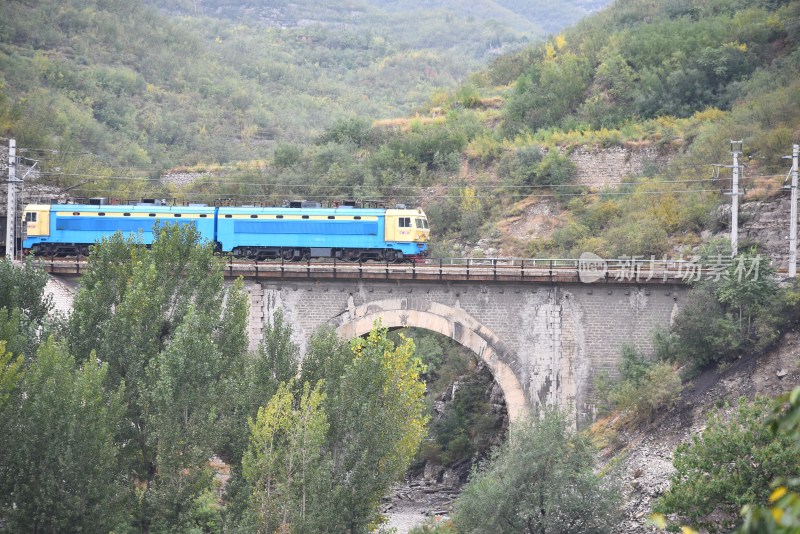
[[568, 146, 673, 189], [250, 279, 686, 423]]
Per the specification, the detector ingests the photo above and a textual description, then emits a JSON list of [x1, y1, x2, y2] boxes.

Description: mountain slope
[[0, 0, 608, 182]]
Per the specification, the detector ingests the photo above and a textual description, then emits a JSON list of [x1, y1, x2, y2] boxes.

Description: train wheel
[[344, 250, 361, 262], [281, 249, 294, 261], [385, 250, 398, 263]]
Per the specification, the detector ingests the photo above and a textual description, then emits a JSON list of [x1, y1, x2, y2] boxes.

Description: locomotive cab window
[[415, 218, 424, 228], [25, 212, 37, 222], [399, 217, 411, 228]]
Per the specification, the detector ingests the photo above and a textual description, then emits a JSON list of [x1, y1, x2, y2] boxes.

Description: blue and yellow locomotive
[[21, 201, 430, 262]]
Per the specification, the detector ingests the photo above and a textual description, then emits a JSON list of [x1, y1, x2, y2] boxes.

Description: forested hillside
[[3, 0, 798, 254], [217, 0, 796, 259], [0, 0, 600, 182]]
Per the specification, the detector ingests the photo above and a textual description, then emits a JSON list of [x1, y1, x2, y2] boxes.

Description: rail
[[30, 255, 753, 285]]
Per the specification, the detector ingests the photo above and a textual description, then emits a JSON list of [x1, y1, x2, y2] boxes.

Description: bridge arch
[[330, 298, 528, 422]]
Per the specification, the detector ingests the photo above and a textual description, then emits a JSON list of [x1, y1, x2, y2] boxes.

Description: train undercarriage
[[27, 243, 424, 263], [229, 246, 413, 263]]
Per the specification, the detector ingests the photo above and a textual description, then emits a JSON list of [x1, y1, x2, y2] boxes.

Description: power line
[[33, 171, 723, 189], [48, 188, 722, 201]]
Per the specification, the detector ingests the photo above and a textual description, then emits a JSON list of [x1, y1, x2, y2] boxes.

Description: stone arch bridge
[[46, 269, 688, 424]]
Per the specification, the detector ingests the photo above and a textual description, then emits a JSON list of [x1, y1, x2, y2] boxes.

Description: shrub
[[666, 285, 740, 366], [662, 252, 790, 368], [656, 397, 800, 532], [273, 143, 303, 168], [409, 518, 457, 534], [595, 345, 682, 422], [453, 409, 620, 534], [497, 145, 576, 191]]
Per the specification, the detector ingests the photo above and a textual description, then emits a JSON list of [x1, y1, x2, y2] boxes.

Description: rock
[[777, 369, 788, 378], [423, 462, 445, 482]]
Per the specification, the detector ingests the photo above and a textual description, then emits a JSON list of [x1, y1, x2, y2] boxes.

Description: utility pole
[[730, 140, 742, 257], [4, 139, 17, 260], [787, 144, 799, 278], [716, 140, 744, 257]]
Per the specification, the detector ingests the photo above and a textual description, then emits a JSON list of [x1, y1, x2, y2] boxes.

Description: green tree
[[66, 224, 249, 532], [219, 309, 305, 532], [0, 338, 128, 533], [0, 258, 55, 357], [736, 387, 800, 533], [219, 308, 300, 468], [715, 251, 778, 347], [0, 340, 23, 412], [663, 284, 740, 366], [145, 302, 246, 532], [453, 409, 620, 534], [656, 397, 799, 532], [660, 252, 786, 367], [0, 258, 52, 326], [243, 380, 330, 534], [298, 324, 429, 533]]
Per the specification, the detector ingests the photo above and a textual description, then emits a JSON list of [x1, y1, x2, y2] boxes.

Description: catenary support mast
[[4, 139, 17, 260]]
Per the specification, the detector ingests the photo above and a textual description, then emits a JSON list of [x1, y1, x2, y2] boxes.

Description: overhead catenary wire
[[50, 188, 724, 201], [31, 172, 727, 188]]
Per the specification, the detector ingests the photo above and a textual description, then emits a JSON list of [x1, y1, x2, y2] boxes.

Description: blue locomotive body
[[22, 204, 217, 256], [21, 203, 430, 262]]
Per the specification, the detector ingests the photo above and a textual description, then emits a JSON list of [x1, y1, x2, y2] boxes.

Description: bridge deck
[[34, 257, 710, 285]]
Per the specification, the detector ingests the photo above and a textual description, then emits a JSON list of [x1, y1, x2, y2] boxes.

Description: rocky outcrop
[[159, 171, 214, 188], [740, 195, 794, 270]]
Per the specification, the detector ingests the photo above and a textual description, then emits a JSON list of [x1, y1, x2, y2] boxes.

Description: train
[[21, 200, 430, 262]]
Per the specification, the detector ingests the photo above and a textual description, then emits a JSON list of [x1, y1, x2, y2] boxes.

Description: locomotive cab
[[385, 208, 430, 259], [22, 205, 51, 239]]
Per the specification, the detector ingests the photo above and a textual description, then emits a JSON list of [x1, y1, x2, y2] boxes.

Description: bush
[[656, 397, 800, 532], [408, 517, 457, 534], [273, 143, 303, 168], [409, 518, 457, 534], [664, 285, 739, 366], [595, 345, 682, 422], [661, 252, 793, 368], [497, 145, 542, 188], [453, 409, 620, 534], [535, 149, 576, 186]]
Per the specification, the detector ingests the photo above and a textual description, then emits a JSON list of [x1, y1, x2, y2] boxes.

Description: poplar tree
[[0, 338, 127, 532], [243, 380, 329, 534], [67, 224, 249, 532], [302, 325, 429, 533]]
